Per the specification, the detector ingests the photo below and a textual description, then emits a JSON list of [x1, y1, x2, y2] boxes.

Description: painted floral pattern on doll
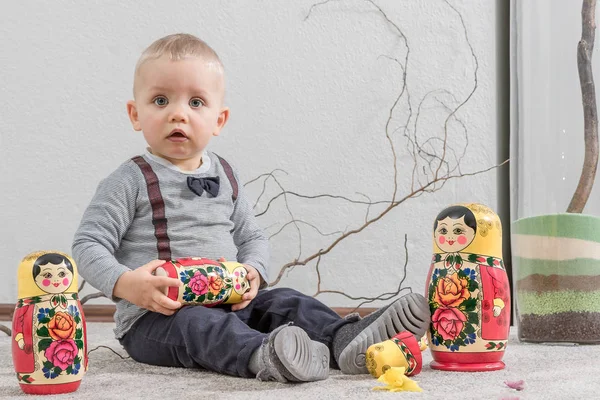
[[181, 264, 235, 304]]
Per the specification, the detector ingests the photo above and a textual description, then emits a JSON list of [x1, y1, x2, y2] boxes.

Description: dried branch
[[0, 323, 11, 336], [314, 234, 414, 312], [568, 0, 599, 213], [80, 292, 106, 304], [434, 0, 479, 182], [88, 345, 130, 359], [268, 161, 506, 287], [262, 0, 504, 290]]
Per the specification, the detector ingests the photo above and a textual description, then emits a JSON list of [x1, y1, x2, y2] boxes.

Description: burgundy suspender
[[131, 156, 172, 261], [215, 154, 238, 202]]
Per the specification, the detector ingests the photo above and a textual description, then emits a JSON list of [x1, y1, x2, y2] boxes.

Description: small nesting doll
[[425, 203, 510, 371], [12, 251, 88, 394], [365, 331, 426, 378], [156, 257, 250, 306]]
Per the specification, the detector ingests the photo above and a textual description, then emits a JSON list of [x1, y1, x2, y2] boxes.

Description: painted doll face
[[232, 266, 249, 295], [435, 216, 476, 253], [34, 261, 73, 294]]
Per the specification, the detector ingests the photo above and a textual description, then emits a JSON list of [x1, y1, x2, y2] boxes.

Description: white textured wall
[[0, 0, 499, 307]]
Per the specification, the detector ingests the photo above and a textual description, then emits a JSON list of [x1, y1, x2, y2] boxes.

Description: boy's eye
[[189, 98, 204, 108], [153, 96, 168, 106]]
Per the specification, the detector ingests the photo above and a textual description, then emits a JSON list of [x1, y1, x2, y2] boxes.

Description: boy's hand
[[114, 259, 182, 316], [217, 257, 260, 311], [232, 264, 260, 311]]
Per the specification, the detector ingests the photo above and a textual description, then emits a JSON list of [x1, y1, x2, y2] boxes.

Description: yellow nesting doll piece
[[12, 251, 88, 395], [365, 331, 423, 378]]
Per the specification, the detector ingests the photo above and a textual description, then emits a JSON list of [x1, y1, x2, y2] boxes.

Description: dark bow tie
[[187, 176, 220, 197]]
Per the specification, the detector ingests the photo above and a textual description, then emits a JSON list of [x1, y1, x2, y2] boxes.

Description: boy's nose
[[169, 107, 188, 123]]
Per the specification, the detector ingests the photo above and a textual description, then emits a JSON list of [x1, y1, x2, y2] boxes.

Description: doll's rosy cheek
[[42, 279, 51, 287], [63, 278, 70, 286], [458, 235, 467, 245], [438, 236, 446, 244], [235, 284, 241, 290]]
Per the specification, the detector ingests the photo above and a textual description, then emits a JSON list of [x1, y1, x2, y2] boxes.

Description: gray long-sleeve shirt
[[72, 150, 269, 338]]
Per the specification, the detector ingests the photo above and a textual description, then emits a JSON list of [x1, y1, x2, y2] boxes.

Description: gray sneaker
[[254, 325, 330, 382], [332, 292, 430, 374]]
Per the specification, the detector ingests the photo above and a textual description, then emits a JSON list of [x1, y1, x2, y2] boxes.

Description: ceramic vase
[[425, 203, 510, 371], [156, 257, 250, 306], [12, 251, 88, 394]]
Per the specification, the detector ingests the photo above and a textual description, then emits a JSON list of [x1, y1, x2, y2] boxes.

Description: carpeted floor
[[1, 322, 599, 399]]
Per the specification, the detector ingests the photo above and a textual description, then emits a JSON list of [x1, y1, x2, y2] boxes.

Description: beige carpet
[[1, 322, 599, 399]]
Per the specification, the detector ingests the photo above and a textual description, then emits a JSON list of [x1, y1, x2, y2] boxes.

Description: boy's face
[[127, 55, 229, 171]]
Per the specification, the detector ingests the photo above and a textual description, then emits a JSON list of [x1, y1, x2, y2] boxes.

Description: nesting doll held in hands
[[425, 204, 510, 371], [12, 251, 88, 394], [155, 257, 250, 306]]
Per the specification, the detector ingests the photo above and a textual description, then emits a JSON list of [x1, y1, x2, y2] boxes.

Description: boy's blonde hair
[[133, 33, 224, 94]]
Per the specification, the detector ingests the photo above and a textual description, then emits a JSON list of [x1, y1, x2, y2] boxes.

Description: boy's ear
[[213, 107, 230, 137], [127, 100, 142, 131]]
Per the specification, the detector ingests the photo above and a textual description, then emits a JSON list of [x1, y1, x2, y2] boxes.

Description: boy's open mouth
[[168, 129, 188, 141]]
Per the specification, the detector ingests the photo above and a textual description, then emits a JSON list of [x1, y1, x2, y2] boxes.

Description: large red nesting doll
[[425, 203, 510, 371], [12, 251, 88, 394]]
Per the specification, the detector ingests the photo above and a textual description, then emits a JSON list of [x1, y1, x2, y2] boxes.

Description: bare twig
[[268, 161, 507, 287], [88, 345, 130, 359], [80, 292, 106, 304], [0, 324, 11, 336], [568, 0, 599, 213], [434, 0, 479, 182], [314, 234, 414, 312], [260, 0, 504, 295]]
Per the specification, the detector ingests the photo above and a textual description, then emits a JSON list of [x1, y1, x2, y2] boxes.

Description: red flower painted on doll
[[189, 271, 209, 296], [208, 275, 224, 296], [431, 308, 467, 341], [44, 339, 78, 370]]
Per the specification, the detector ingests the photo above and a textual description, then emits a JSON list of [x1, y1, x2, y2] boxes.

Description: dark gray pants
[[119, 288, 349, 378]]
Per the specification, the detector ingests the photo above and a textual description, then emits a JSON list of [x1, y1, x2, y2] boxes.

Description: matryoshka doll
[[156, 257, 251, 306], [12, 251, 88, 394], [425, 203, 510, 371]]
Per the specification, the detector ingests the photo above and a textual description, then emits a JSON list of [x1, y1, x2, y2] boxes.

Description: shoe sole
[[338, 293, 430, 374], [273, 326, 330, 382]]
